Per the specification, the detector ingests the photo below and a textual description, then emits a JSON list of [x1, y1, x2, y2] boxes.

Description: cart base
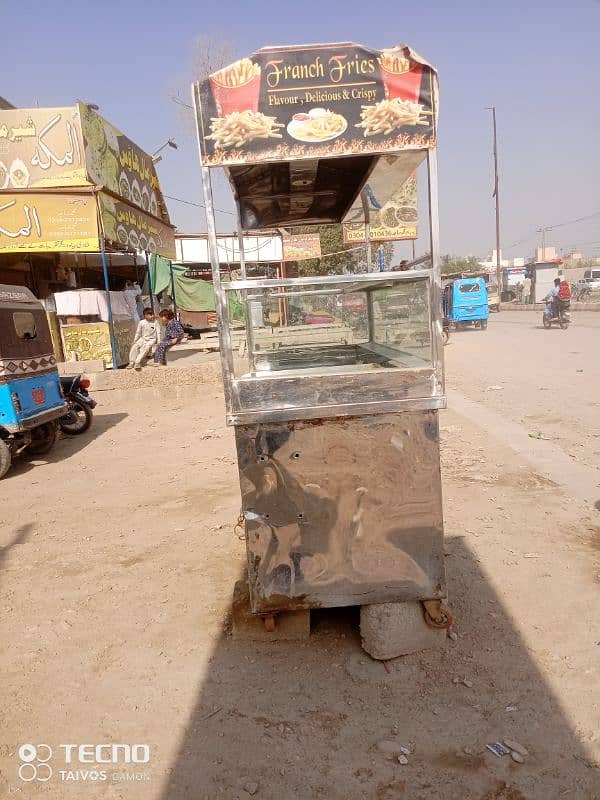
[[231, 580, 310, 642]]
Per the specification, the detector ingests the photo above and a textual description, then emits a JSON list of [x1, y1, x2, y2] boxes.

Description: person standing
[[523, 275, 532, 304], [153, 309, 185, 366], [127, 308, 159, 370]]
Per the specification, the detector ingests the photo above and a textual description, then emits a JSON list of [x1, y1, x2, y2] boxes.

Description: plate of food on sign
[[287, 108, 347, 143]]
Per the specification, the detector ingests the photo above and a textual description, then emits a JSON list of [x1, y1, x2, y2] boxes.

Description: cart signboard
[[98, 192, 176, 259], [194, 43, 437, 167], [343, 221, 417, 243], [78, 103, 171, 224], [282, 232, 322, 261], [0, 192, 99, 253], [0, 106, 86, 188], [343, 172, 418, 242]]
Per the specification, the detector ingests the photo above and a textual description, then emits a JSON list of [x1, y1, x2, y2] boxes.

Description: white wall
[[175, 235, 282, 264]]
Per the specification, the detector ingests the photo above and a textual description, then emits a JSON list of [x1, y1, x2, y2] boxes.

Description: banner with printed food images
[[78, 103, 171, 224], [0, 107, 86, 189], [194, 43, 437, 167], [98, 192, 176, 259], [0, 192, 99, 253], [343, 173, 418, 242], [282, 233, 322, 261]]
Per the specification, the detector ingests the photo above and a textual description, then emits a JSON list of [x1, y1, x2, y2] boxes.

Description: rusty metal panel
[[235, 411, 445, 614]]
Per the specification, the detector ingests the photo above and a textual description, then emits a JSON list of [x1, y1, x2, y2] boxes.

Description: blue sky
[[5, 0, 600, 259]]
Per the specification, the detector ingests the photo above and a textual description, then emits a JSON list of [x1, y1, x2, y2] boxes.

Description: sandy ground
[[1, 311, 599, 800]]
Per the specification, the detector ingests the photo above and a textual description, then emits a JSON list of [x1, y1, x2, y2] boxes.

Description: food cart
[[193, 42, 450, 640]]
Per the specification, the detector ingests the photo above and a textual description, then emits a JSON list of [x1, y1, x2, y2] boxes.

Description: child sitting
[[127, 307, 159, 370], [153, 309, 186, 366]]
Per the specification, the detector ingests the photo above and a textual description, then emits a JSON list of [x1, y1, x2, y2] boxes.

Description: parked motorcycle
[[59, 375, 96, 434], [542, 300, 570, 330]]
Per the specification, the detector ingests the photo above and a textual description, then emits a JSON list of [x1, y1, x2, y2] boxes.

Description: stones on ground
[[360, 601, 446, 659], [510, 751, 525, 763], [397, 755, 409, 765], [243, 780, 259, 795], [503, 739, 529, 756], [447, 629, 458, 641], [376, 740, 411, 758]]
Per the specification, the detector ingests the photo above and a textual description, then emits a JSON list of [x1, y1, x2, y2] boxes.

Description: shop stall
[[0, 103, 176, 367], [193, 42, 451, 636]]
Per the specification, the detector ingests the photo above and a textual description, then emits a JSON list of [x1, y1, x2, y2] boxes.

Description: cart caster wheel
[[422, 600, 454, 630], [263, 614, 276, 632]]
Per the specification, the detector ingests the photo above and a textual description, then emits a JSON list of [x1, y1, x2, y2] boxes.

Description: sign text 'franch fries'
[[194, 43, 437, 166]]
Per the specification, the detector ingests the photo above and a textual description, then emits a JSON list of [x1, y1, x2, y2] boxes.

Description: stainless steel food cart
[[193, 42, 450, 632]]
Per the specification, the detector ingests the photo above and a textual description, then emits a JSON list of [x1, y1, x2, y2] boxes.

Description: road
[[0, 314, 599, 800], [445, 310, 600, 472]]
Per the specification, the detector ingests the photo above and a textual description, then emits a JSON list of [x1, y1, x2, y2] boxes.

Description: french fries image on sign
[[378, 49, 413, 74], [212, 58, 260, 87], [207, 111, 284, 149], [356, 98, 430, 136]]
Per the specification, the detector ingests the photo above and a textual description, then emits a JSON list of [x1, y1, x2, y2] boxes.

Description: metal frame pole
[[169, 262, 178, 316], [360, 188, 372, 273], [193, 82, 237, 411], [236, 221, 257, 371], [427, 149, 444, 395], [100, 242, 120, 369], [490, 106, 502, 293], [145, 250, 155, 313]]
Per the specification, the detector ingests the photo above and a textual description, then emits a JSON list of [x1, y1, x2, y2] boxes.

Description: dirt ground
[[1, 311, 599, 800]]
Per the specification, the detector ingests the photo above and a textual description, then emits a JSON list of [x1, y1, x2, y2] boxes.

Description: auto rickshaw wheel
[[0, 439, 12, 479], [28, 422, 58, 456], [480, 319, 488, 330]]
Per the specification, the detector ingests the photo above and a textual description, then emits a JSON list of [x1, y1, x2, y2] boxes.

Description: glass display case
[[218, 271, 444, 424]]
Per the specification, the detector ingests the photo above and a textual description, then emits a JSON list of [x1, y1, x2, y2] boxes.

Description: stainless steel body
[[236, 412, 445, 613]]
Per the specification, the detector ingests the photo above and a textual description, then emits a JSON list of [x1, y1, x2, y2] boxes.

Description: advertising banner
[[98, 193, 176, 259], [0, 107, 86, 188], [78, 104, 171, 224], [282, 232, 322, 261], [343, 173, 418, 242], [194, 43, 437, 167], [0, 192, 99, 253]]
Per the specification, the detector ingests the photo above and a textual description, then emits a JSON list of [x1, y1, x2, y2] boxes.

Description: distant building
[[0, 96, 15, 109], [535, 245, 557, 262], [479, 250, 524, 271]]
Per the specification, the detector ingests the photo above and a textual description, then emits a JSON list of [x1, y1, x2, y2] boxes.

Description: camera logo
[[18, 743, 53, 782]]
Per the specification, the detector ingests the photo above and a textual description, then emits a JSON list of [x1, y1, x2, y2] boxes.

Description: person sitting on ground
[[543, 278, 561, 318], [127, 307, 159, 370], [153, 309, 185, 366]]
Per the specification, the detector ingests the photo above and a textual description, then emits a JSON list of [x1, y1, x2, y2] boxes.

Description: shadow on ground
[[0, 524, 32, 581], [4, 412, 128, 478], [159, 536, 598, 800]]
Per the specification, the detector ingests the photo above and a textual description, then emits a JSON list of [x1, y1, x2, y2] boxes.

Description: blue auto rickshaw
[[443, 277, 489, 330], [0, 285, 65, 478]]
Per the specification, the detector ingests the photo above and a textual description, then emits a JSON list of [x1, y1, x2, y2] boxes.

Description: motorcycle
[[59, 375, 97, 434], [542, 299, 570, 330]]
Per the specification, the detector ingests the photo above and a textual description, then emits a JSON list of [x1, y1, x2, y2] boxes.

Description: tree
[[169, 35, 236, 134], [441, 254, 482, 276]]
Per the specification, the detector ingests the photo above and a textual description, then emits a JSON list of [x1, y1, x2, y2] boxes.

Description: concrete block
[[360, 600, 446, 660], [231, 580, 310, 642], [58, 359, 105, 375]]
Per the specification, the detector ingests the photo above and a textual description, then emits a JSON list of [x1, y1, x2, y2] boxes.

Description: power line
[[164, 193, 235, 216], [504, 209, 600, 251], [543, 209, 600, 230]]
